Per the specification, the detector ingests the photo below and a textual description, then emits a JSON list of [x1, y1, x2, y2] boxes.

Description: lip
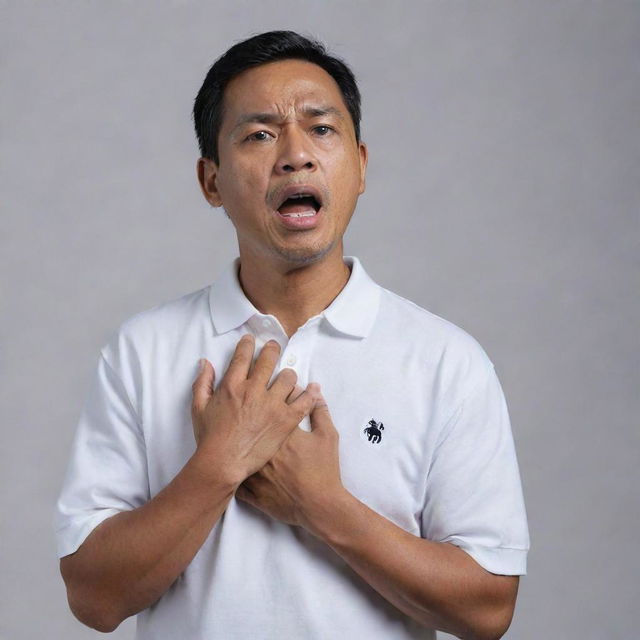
[[274, 205, 323, 230], [273, 183, 324, 211]]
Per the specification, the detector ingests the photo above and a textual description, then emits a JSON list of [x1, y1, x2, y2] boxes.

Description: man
[[55, 31, 529, 639]]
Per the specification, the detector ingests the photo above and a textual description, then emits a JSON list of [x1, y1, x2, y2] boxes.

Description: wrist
[[301, 486, 355, 542], [188, 447, 245, 493]]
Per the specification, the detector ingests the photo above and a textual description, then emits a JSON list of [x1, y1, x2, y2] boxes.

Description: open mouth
[[276, 193, 322, 218], [277, 188, 322, 218]]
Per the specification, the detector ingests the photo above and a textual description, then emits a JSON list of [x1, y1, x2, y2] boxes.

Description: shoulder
[[101, 285, 212, 367], [376, 286, 495, 392]]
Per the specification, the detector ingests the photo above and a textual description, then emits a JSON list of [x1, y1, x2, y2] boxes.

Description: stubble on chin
[[271, 239, 337, 267]]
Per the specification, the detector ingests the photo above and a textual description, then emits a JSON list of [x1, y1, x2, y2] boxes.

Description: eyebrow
[[231, 105, 345, 133]]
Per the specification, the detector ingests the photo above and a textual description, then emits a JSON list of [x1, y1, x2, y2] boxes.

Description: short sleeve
[[421, 363, 530, 575], [53, 351, 150, 558]]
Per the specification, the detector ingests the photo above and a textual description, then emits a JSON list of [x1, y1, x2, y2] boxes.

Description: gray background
[[1, 1, 638, 638]]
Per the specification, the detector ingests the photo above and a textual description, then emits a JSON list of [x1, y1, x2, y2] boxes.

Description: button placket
[[280, 317, 321, 383], [250, 314, 287, 347]]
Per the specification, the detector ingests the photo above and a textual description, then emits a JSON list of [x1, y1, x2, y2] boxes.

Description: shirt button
[[285, 354, 297, 366], [262, 319, 271, 328]]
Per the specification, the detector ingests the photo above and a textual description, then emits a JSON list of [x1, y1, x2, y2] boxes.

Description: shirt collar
[[208, 256, 381, 339]]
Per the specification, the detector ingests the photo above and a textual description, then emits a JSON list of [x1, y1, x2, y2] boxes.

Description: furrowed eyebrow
[[231, 105, 345, 134], [233, 113, 279, 130], [301, 105, 344, 120]]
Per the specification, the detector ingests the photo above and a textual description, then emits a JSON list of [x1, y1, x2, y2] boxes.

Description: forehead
[[221, 59, 348, 124]]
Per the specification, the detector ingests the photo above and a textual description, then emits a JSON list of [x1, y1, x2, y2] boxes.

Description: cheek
[[333, 166, 362, 203], [219, 165, 266, 205], [332, 150, 363, 186]]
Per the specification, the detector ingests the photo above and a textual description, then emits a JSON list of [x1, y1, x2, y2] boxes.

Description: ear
[[357, 141, 368, 195], [197, 157, 223, 207]]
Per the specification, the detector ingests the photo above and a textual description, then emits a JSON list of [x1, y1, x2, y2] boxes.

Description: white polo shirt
[[54, 256, 530, 640]]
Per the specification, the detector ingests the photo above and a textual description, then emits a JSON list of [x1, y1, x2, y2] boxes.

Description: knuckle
[[289, 405, 306, 423], [218, 378, 235, 396], [229, 353, 244, 367]]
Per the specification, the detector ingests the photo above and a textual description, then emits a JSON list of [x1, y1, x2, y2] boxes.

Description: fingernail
[[198, 358, 206, 372]]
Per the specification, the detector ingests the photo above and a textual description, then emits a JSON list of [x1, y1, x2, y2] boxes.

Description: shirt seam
[[99, 350, 145, 438], [449, 543, 529, 551], [54, 509, 121, 533], [434, 361, 496, 452]]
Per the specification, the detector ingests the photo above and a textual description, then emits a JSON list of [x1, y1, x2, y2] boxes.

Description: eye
[[313, 125, 333, 136], [246, 130, 274, 142]]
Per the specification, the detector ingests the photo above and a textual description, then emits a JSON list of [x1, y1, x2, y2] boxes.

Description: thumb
[[192, 358, 215, 413], [310, 391, 335, 434]]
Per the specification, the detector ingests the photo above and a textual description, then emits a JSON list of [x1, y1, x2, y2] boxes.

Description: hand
[[191, 334, 319, 485], [235, 392, 345, 534]]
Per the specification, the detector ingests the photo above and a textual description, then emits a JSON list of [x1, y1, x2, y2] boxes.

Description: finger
[[309, 391, 336, 434], [249, 340, 281, 386], [285, 383, 305, 404], [222, 334, 255, 386], [287, 382, 321, 421], [235, 484, 256, 506], [268, 367, 298, 399], [192, 358, 215, 413]]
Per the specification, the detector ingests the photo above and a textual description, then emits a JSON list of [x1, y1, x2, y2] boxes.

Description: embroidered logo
[[363, 419, 384, 444]]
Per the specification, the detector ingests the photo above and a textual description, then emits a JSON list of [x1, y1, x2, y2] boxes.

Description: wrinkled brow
[[232, 105, 345, 133]]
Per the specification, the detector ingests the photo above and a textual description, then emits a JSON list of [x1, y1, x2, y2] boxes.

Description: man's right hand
[[61, 332, 318, 632], [191, 334, 319, 485]]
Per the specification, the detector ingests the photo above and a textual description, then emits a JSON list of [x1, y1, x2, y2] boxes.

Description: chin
[[273, 241, 337, 266]]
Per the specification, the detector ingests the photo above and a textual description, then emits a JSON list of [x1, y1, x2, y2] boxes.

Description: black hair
[[193, 30, 361, 164]]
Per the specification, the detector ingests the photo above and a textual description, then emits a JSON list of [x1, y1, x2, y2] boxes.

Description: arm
[[306, 488, 519, 640], [60, 335, 318, 632], [237, 400, 520, 640], [60, 452, 237, 632]]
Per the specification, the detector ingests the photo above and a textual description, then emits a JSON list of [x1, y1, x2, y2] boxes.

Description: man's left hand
[[235, 388, 345, 532]]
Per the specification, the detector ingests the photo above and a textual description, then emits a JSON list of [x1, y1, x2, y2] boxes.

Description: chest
[[142, 332, 443, 535], [309, 343, 440, 533]]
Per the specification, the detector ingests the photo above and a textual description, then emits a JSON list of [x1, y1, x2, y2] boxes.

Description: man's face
[[198, 59, 368, 268]]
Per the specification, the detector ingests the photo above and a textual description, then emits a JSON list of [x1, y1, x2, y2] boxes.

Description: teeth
[[281, 212, 316, 218]]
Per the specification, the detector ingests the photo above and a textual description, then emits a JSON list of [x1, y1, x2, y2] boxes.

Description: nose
[[274, 126, 316, 175]]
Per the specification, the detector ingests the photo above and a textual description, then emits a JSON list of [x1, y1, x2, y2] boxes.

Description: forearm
[[305, 490, 516, 640], [60, 450, 239, 632]]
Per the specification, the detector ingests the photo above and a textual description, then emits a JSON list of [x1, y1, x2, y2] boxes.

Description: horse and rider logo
[[363, 418, 384, 444]]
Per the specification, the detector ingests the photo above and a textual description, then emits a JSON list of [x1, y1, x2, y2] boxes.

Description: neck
[[237, 246, 351, 338]]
